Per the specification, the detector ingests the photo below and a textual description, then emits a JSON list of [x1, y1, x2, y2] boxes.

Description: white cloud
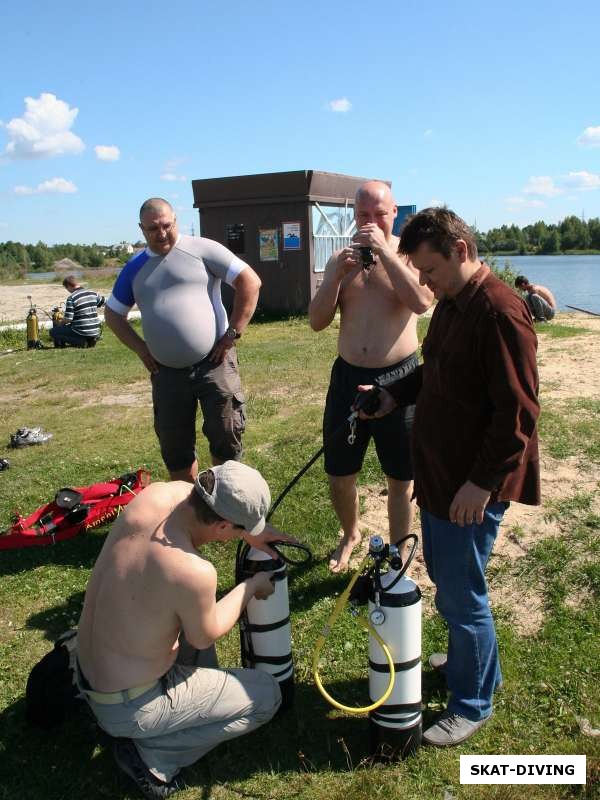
[[559, 170, 600, 191], [2, 93, 85, 160], [165, 156, 186, 171], [505, 196, 546, 208], [424, 129, 433, 137], [328, 97, 352, 113], [94, 144, 120, 161], [428, 198, 444, 207], [160, 172, 187, 182], [577, 126, 600, 148], [14, 177, 77, 195], [522, 176, 561, 197], [0, 221, 7, 228]]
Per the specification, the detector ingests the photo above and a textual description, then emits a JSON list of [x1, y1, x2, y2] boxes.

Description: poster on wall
[[282, 221, 301, 251], [259, 228, 279, 261], [225, 223, 245, 254]]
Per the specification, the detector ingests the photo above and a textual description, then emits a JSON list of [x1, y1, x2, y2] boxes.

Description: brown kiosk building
[[192, 170, 413, 314]]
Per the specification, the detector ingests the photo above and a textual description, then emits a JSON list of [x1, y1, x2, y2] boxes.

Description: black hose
[[266, 447, 324, 522], [266, 386, 381, 523], [381, 533, 419, 592]]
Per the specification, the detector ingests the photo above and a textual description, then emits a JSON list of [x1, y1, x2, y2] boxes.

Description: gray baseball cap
[[194, 461, 271, 535]]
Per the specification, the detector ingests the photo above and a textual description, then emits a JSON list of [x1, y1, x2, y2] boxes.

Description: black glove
[[353, 386, 381, 415]]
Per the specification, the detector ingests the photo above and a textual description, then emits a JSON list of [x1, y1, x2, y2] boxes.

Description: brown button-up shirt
[[388, 264, 541, 520]]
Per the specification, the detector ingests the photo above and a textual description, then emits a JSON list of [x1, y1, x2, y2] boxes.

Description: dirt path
[[0, 283, 70, 324], [344, 315, 600, 634], [0, 277, 121, 325]]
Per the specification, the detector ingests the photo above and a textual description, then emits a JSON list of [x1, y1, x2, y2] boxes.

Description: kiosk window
[[226, 223, 245, 254]]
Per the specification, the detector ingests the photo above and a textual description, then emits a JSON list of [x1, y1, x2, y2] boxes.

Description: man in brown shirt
[[364, 208, 540, 746]]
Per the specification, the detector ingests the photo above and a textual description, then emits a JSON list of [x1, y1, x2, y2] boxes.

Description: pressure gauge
[[370, 608, 386, 626]]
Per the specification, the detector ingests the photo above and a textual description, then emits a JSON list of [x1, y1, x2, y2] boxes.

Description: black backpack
[[25, 630, 85, 729]]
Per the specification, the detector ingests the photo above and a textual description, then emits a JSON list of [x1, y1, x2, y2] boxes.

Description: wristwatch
[[225, 326, 241, 340]]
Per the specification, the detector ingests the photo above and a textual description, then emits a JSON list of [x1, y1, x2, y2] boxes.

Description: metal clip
[[347, 413, 357, 445]]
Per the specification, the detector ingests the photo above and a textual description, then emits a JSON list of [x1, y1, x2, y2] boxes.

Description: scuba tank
[[236, 541, 311, 710], [367, 535, 422, 759], [312, 533, 422, 760], [51, 305, 65, 348], [26, 296, 41, 350]]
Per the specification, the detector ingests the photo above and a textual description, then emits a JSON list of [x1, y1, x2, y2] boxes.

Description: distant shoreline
[[484, 250, 600, 257]]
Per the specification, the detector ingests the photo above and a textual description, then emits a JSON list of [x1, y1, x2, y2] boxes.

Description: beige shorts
[[77, 643, 281, 783]]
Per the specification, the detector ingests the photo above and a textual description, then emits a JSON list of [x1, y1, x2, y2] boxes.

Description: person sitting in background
[[50, 275, 105, 347], [514, 275, 556, 322]]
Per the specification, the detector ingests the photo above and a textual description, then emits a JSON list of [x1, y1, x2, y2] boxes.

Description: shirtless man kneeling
[[76, 461, 291, 799], [309, 181, 432, 571]]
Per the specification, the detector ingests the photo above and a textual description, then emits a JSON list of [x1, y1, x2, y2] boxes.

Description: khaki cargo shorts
[[151, 348, 246, 470]]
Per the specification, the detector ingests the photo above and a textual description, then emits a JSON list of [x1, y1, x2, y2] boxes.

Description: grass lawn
[[0, 317, 598, 800]]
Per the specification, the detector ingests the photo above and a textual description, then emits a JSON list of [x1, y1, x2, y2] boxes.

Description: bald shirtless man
[[309, 182, 433, 571], [76, 461, 290, 799]]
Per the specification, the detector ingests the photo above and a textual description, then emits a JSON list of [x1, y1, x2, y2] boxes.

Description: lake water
[[25, 254, 600, 313], [489, 254, 600, 312]]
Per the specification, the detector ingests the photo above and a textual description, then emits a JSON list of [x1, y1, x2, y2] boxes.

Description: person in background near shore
[[49, 275, 105, 347], [514, 275, 557, 322], [308, 181, 433, 572], [105, 198, 261, 481], [76, 461, 292, 800], [360, 208, 540, 746]]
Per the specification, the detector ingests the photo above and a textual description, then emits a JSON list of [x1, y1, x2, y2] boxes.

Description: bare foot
[[329, 533, 361, 573]]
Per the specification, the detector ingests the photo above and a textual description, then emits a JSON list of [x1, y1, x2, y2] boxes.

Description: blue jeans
[[50, 324, 95, 347], [421, 502, 507, 721], [525, 293, 555, 322]]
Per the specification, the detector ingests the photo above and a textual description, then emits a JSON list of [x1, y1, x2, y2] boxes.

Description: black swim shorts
[[323, 354, 417, 480]]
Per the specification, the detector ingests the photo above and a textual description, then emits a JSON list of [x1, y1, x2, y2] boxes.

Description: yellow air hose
[[312, 554, 396, 714]]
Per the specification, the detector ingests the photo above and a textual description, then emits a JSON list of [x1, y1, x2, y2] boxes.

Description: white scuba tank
[[240, 547, 294, 707], [368, 564, 422, 756]]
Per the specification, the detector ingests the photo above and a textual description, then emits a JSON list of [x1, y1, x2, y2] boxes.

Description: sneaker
[[428, 652, 503, 691], [9, 427, 53, 448], [429, 652, 448, 671], [112, 738, 183, 799], [0, 458, 9, 471], [423, 710, 492, 747]]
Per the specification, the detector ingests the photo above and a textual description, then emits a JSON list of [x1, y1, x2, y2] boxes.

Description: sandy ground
[[0, 283, 72, 324]]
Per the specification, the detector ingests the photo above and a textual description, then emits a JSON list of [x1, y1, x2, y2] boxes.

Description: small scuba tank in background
[[238, 546, 295, 709], [367, 535, 422, 758], [26, 296, 41, 350], [51, 306, 64, 325]]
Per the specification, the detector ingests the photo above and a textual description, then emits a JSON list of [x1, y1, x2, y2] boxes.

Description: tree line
[[0, 240, 137, 278], [476, 215, 600, 254], [2, 214, 599, 277]]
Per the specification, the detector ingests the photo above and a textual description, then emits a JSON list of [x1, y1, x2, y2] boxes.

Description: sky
[[1, 0, 600, 245]]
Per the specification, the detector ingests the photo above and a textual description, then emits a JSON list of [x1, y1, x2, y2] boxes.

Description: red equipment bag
[[0, 470, 150, 550]]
